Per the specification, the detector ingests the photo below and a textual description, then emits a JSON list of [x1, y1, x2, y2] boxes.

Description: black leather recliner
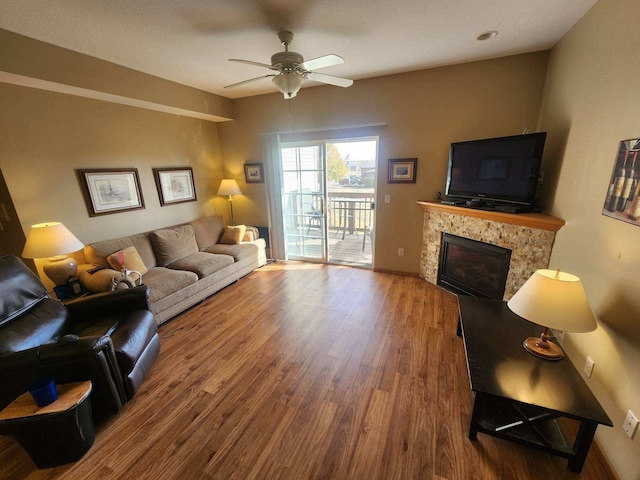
[[0, 254, 160, 420]]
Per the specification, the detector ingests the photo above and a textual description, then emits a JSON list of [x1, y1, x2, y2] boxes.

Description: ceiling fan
[[224, 31, 353, 99]]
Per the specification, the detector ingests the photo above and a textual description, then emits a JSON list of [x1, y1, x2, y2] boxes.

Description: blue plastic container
[[28, 377, 58, 407]]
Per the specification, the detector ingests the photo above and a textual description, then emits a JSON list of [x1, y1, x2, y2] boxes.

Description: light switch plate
[[623, 410, 638, 439], [584, 356, 594, 378]]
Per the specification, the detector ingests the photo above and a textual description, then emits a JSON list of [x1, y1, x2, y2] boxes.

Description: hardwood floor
[[0, 262, 615, 480]]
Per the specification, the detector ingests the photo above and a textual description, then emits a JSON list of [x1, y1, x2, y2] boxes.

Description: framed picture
[[153, 167, 197, 206], [77, 168, 145, 216], [602, 138, 640, 227], [388, 158, 417, 183], [244, 163, 264, 183]]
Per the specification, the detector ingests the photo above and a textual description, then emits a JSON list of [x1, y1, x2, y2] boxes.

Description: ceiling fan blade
[[298, 54, 344, 71], [305, 72, 353, 88], [224, 75, 276, 89], [229, 59, 279, 71]]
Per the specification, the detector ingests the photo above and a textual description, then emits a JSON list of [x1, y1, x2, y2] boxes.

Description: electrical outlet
[[584, 356, 594, 378], [398, 248, 404, 256], [384, 194, 391, 204], [552, 329, 565, 341], [623, 410, 638, 439]]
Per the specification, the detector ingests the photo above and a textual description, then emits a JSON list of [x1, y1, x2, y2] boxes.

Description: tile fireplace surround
[[417, 201, 565, 300]]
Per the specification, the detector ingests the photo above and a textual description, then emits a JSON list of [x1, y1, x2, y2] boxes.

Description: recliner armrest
[[0, 336, 113, 374], [66, 286, 151, 318], [0, 335, 125, 416], [37, 335, 114, 362]]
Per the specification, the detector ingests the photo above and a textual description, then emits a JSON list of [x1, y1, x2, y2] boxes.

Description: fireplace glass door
[[437, 233, 511, 300]]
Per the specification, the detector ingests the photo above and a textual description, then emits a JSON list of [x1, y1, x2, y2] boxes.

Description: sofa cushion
[[85, 233, 157, 269], [140, 267, 198, 304], [107, 246, 149, 276], [204, 242, 261, 262], [220, 225, 246, 245], [150, 225, 198, 267], [167, 252, 234, 279], [190, 216, 225, 250]]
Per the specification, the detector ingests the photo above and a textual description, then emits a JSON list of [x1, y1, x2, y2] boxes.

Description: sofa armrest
[[77, 264, 121, 293], [242, 226, 260, 242], [66, 286, 151, 318]]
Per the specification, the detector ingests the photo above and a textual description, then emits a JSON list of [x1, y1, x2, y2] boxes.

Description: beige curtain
[[261, 133, 286, 260]]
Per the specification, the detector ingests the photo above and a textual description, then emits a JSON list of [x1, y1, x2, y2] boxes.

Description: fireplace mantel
[[416, 201, 565, 232], [417, 201, 565, 299]]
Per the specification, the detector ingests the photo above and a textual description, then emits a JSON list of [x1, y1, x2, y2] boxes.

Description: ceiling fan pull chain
[[288, 100, 294, 122]]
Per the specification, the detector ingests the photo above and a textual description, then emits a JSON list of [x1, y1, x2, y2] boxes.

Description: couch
[[76, 215, 267, 325], [0, 255, 160, 420]]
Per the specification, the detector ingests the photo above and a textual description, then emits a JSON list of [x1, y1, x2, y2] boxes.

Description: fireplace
[[437, 233, 511, 300], [418, 201, 563, 300]]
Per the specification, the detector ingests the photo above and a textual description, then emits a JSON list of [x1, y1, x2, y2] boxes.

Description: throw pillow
[[220, 225, 246, 245], [107, 246, 149, 275]]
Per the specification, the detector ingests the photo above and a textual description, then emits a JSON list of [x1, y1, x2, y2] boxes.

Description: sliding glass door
[[281, 144, 327, 261], [279, 137, 377, 267]]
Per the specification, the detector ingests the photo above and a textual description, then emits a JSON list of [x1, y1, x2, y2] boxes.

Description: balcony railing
[[284, 190, 374, 266], [326, 194, 374, 238], [285, 191, 374, 234]]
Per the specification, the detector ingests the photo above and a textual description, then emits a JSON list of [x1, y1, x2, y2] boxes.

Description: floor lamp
[[217, 179, 242, 226]]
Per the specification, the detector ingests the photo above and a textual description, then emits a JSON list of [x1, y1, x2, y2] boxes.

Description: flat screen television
[[445, 132, 546, 208]]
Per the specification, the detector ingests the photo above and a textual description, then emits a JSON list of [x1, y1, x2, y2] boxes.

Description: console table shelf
[[417, 201, 565, 232], [459, 297, 612, 473]]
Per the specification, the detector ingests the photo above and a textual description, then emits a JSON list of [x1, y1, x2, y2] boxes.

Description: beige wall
[[0, 82, 224, 268], [537, 0, 640, 478], [0, 29, 234, 122], [219, 52, 549, 272]]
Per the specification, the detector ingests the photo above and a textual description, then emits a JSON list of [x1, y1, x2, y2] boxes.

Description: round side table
[[0, 381, 94, 468]]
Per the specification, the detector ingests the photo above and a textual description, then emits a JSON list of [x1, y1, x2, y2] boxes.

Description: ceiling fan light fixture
[[226, 30, 353, 99], [272, 72, 304, 99]]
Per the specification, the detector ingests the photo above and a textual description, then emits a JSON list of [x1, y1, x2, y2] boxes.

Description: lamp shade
[[272, 72, 304, 99], [22, 222, 84, 259], [216, 179, 242, 196], [507, 269, 597, 333]]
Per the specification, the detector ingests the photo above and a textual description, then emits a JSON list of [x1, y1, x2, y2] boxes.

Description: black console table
[[458, 296, 612, 473]]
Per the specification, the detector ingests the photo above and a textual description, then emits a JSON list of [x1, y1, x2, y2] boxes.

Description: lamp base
[[43, 255, 78, 286], [523, 337, 564, 361]]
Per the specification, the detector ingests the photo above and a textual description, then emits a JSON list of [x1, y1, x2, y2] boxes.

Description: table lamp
[[217, 179, 242, 226], [507, 269, 597, 360], [22, 222, 84, 286]]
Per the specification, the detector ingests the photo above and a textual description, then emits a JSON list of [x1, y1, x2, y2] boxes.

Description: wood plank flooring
[[0, 262, 615, 480]]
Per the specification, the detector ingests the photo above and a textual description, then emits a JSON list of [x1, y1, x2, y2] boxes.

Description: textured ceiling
[[0, 0, 598, 99]]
